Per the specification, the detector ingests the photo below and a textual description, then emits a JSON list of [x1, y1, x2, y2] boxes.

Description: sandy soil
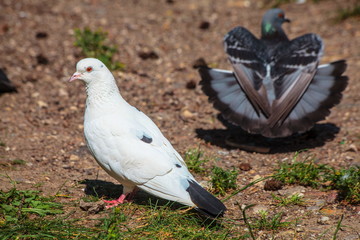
[[0, 0, 359, 239]]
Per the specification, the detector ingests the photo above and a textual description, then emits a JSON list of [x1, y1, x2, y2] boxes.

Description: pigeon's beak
[[284, 18, 291, 23], [69, 72, 82, 82]]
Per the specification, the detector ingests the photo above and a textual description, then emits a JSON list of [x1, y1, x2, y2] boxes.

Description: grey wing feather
[[265, 60, 348, 137], [199, 67, 267, 134], [224, 27, 271, 117], [268, 34, 323, 128]]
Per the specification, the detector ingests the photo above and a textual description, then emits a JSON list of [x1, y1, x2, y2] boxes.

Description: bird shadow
[[79, 179, 219, 223], [196, 115, 340, 153]]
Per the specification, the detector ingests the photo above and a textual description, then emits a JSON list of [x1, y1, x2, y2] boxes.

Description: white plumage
[[69, 58, 226, 217]]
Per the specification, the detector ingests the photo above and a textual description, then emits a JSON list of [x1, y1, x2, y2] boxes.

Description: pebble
[[307, 199, 326, 211], [69, 154, 79, 161], [239, 162, 252, 171], [79, 200, 105, 214], [37, 100, 48, 108], [181, 109, 195, 119], [317, 216, 330, 225], [278, 186, 306, 196]]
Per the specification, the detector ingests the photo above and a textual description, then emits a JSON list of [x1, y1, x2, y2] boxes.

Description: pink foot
[[104, 194, 127, 209], [103, 188, 138, 209]]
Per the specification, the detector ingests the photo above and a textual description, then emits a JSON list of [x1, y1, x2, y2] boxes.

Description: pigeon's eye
[[86, 67, 93, 72], [278, 13, 284, 18]]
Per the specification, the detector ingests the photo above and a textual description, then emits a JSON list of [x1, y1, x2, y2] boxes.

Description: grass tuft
[[11, 159, 26, 165], [0, 188, 93, 239], [326, 166, 360, 204], [74, 27, 125, 71], [184, 147, 209, 174], [252, 210, 291, 231], [210, 166, 238, 196], [94, 201, 233, 239], [272, 193, 304, 206], [337, 4, 360, 21], [273, 152, 360, 204], [274, 154, 332, 188]]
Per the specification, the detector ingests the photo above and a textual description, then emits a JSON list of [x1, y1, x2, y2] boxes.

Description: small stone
[[1, 24, 9, 34], [35, 32, 48, 39], [199, 21, 210, 30], [79, 200, 105, 214], [37, 100, 48, 108], [278, 186, 306, 196], [239, 162, 252, 171], [36, 54, 49, 65], [317, 216, 330, 225], [264, 179, 283, 191], [32, 92, 40, 98], [346, 144, 357, 152], [181, 109, 195, 119], [69, 154, 79, 161], [307, 199, 326, 211], [185, 80, 197, 89], [138, 50, 159, 60]]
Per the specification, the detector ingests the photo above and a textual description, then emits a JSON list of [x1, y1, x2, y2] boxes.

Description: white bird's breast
[[83, 108, 137, 184]]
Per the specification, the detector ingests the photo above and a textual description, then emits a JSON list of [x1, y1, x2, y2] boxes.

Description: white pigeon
[[69, 58, 226, 217]]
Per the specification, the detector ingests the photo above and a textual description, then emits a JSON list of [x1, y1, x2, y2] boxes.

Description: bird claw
[[103, 194, 127, 208]]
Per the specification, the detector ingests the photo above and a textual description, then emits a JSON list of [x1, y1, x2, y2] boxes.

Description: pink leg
[[104, 194, 127, 209], [103, 188, 138, 209]]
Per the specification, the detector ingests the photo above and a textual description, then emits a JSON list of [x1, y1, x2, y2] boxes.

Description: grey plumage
[[199, 8, 348, 138]]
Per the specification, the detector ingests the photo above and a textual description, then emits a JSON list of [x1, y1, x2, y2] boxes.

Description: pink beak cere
[[69, 73, 81, 82]]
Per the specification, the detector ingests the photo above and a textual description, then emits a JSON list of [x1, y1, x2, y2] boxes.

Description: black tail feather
[[186, 180, 226, 218]]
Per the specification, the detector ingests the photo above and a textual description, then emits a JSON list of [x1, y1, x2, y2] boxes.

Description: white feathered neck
[[84, 73, 129, 119]]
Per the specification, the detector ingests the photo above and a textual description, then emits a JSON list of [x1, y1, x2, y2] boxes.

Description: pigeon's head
[[69, 58, 112, 84], [261, 8, 290, 39]]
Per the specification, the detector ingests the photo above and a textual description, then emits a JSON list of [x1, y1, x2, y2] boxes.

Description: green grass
[[99, 201, 232, 239], [11, 159, 26, 165], [210, 166, 238, 196], [325, 166, 360, 204], [0, 188, 92, 239], [184, 147, 209, 174], [0, 188, 63, 223], [337, 4, 360, 21], [274, 155, 332, 188], [272, 193, 304, 206], [240, 204, 291, 240], [0, 188, 243, 239], [252, 210, 291, 231], [184, 148, 238, 196], [74, 27, 125, 71], [273, 152, 360, 204]]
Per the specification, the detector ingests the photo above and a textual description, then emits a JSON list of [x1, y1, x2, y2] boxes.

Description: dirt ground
[[0, 0, 359, 239]]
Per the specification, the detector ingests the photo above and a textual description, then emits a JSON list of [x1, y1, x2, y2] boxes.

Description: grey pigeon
[[199, 8, 348, 138], [69, 58, 226, 217]]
